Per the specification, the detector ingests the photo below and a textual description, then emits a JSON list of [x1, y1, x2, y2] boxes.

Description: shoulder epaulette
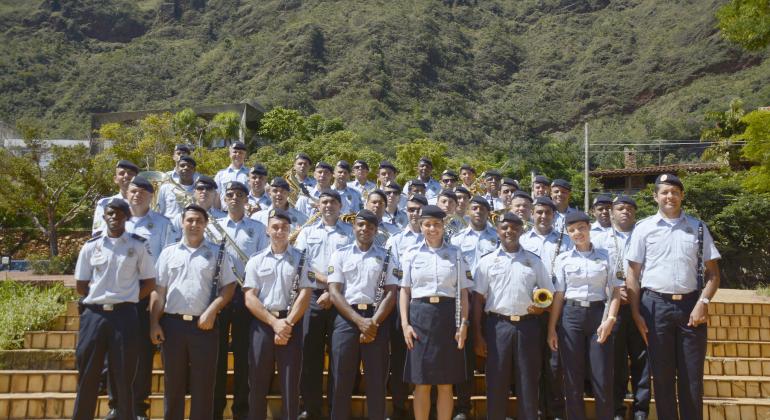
[[480, 249, 496, 260], [87, 235, 101, 243], [130, 233, 147, 242]]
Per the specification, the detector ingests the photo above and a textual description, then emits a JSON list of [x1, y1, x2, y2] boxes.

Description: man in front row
[[244, 209, 314, 420], [150, 205, 237, 420]]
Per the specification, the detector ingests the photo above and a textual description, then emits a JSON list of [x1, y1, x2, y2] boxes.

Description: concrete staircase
[[0, 289, 769, 419]]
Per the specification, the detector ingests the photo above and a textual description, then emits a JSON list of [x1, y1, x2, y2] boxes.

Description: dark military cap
[[269, 177, 291, 191], [230, 141, 247, 151], [459, 164, 476, 174], [183, 204, 209, 221], [454, 186, 471, 197], [130, 176, 154, 193], [484, 169, 502, 178], [268, 208, 292, 224], [592, 194, 613, 207], [551, 178, 572, 191], [179, 155, 197, 167], [565, 211, 591, 226], [368, 189, 388, 202], [195, 175, 217, 190], [655, 173, 684, 190], [319, 190, 342, 203], [613, 195, 638, 209], [470, 195, 492, 211], [502, 177, 519, 188], [438, 189, 458, 202], [533, 196, 557, 210], [353, 159, 369, 170], [533, 175, 551, 185], [409, 179, 426, 188], [336, 160, 351, 172], [441, 169, 458, 179], [295, 153, 312, 163], [116, 160, 139, 174], [175, 144, 192, 153], [384, 181, 402, 191], [250, 163, 268, 176], [408, 194, 429, 206], [105, 198, 130, 216], [378, 160, 397, 172], [496, 212, 523, 225], [355, 209, 379, 227], [419, 205, 446, 220], [418, 156, 433, 166], [225, 181, 249, 194], [512, 190, 533, 203], [315, 161, 333, 172]]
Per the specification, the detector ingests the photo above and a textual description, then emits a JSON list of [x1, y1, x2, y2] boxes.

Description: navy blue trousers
[[74, 304, 139, 420], [641, 290, 706, 420], [485, 315, 542, 420], [558, 304, 614, 420], [388, 303, 410, 412], [301, 289, 336, 417], [613, 304, 650, 417], [330, 310, 390, 420], [215, 287, 251, 419], [160, 316, 219, 420], [539, 312, 565, 418], [248, 317, 304, 420]]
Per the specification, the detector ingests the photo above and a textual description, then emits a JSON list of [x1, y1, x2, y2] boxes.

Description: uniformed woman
[[399, 205, 472, 420], [547, 211, 621, 420]]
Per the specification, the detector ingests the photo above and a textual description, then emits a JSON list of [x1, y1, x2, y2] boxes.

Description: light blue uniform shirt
[[170, 207, 227, 242], [156, 240, 237, 316], [554, 207, 578, 232], [74, 232, 156, 304], [347, 179, 376, 198], [213, 216, 269, 278], [215, 165, 250, 207], [295, 219, 354, 289], [165, 170, 200, 184], [626, 211, 720, 294], [590, 221, 611, 233], [482, 194, 506, 211], [403, 178, 442, 200], [157, 182, 194, 220], [247, 192, 272, 211], [519, 228, 574, 276], [400, 242, 473, 298], [243, 246, 313, 311], [553, 247, 620, 301], [332, 185, 363, 214], [451, 225, 498, 272], [92, 193, 127, 234], [328, 243, 400, 304], [251, 205, 308, 230], [592, 228, 632, 282], [384, 209, 409, 230], [294, 186, 323, 218], [386, 228, 423, 259], [126, 211, 173, 262], [474, 247, 553, 316]]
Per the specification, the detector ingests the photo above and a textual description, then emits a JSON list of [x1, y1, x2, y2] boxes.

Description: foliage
[[717, 0, 770, 51], [27, 251, 79, 275], [737, 109, 770, 192], [0, 281, 76, 350], [701, 98, 748, 166]]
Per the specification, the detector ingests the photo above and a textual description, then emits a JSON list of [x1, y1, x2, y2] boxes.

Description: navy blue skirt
[[403, 298, 467, 385]]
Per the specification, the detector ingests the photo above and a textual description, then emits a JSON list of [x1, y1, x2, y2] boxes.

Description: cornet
[[533, 288, 553, 308]]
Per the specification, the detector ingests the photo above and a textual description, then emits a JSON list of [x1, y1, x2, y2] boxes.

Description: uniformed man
[[592, 195, 649, 420], [246, 163, 272, 216], [251, 177, 308, 230], [328, 210, 400, 420], [244, 209, 313, 420], [170, 175, 225, 240], [213, 181, 269, 420], [295, 161, 334, 217], [402, 157, 441, 201], [165, 144, 200, 184], [366, 188, 402, 238], [377, 160, 399, 188], [74, 199, 156, 420], [436, 190, 465, 241], [440, 169, 459, 191], [459, 164, 476, 191], [331, 160, 363, 213], [214, 141, 250, 207], [383, 181, 409, 228], [499, 178, 519, 209], [157, 156, 196, 221], [482, 169, 505, 210], [92, 160, 138, 234], [473, 212, 553, 420], [124, 176, 173, 420], [348, 159, 376, 196], [295, 191, 354, 420], [531, 175, 551, 199], [408, 179, 428, 200], [150, 204, 237, 420], [551, 179, 577, 232], [293, 153, 317, 190], [454, 186, 471, 221], [626, 174, 721, 420], [510, 191, 534, 229], [590, 194, 613, 233]]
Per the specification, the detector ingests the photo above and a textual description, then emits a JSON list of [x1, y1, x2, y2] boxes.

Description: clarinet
[[374, 247, 392, 308], [696, 222, 704, 290], [209, 239, 227, 304], [455, 249, 462, 329], [550, 222, 566, 283], [287, 249, 307, 311]]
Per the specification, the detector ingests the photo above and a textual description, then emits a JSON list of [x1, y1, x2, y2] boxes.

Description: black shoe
[[633, 413, 648, 420], [297, 411, 311, 420], [104, 409, 119, 420], [136, 416, 149, 420], [387, 406, 409, 420], [453, 413, 469, 420], [613, 416, 625, 420]]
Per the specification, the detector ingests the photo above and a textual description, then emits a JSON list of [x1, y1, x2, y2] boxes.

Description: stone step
[[708, 314, 770, 329], [702, 375, 770, 399], [23, 332, 76, 350], [708, 341, 770, 358], [708, 326, 770, 342], [709, 302, 770, 317], [704, 357, 770, 377], [49, 316, 79, 332]]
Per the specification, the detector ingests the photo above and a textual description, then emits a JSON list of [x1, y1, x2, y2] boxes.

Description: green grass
[[757, 284, 770, 297], [0, 281, 76, 350]]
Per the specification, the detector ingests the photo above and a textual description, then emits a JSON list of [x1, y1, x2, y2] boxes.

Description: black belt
[[351, 303, 376, 316], [643, 289, 699, 302], [268, 310, 289, 319], [565, 299, 605, 308], [413, 296, 455, 304], [164, 313, 200, 322], [83, 302, 134, 312], [488, 312, 536, 323], [312, 288, 327, 296]]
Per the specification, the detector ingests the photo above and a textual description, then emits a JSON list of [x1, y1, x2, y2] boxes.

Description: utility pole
[[584, 122, 589, 212]]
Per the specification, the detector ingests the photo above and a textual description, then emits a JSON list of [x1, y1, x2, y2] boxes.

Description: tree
[[717, 0, 770, 51], [737, 109, 770, 192], [701, 98, 747, 166]]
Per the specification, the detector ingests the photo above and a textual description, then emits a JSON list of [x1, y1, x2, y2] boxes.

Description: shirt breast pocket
[[90, 254, 108, 273], [257, 267, 276, 286], [563, 264, 582, 283], [645, 233, 666, 259]]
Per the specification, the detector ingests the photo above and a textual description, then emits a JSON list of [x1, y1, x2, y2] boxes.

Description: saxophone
[[288, 211, 322, 244]]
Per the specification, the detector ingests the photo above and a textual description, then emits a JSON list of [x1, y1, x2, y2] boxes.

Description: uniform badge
[[441, 252, 449, 260], [291, 216, 297, 223], [595, 258, 602, 264], [127, 248, 135, 257], [465, 270, 473, 280], [616, 271, 625, 280], [685, 226, 693, 234], [375, 256, 383, 264], [660, 174, 668, 182], [392, 268, 403, 279], [205, 251, 213, 259], [523, 259, 531, 267], [247, 228, 255, 237], [327, 266, 334, 274], [148, 222, 154, 230], [494, 257, 500, 263]]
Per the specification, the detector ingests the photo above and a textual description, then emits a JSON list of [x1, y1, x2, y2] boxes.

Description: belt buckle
[[270, 311, 280, 317], [102, 304, 114, 311], [672, 294, 683, 301], [182, 314, 194, 321], [429, 296, 440, 304], [509, 315, 520, 322], [356, 303, 369, 310], [580, 300, 590, 308]]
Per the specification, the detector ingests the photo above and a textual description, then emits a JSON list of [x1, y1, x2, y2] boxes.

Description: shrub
[[0, 281, 76, 349]]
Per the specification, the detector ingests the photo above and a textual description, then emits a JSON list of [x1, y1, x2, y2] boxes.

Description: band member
[[214, 141, 249, 206], [440, 169, 459, 190], [74, 199, 156, 420], [459, 164, 476, 191], [626, 174, 721, 420], [454, 186, 471, 221], [499, 178, 519, 209], [548, 212, 621, 420], [482, 169, 505, 210], [244, 209, 313, 420], [510, 191, 534, 228], [92, 160, 138, 234], [293, 153, 316, 190], [157, 156, 197, 220], [402, 157, 441, 201], [474, 212, 553, 420], [247, 163, 272, 215], [331, 160, 363, 213], [551, 179, 577, 232], [409, 179, 428, 199], [295, 190, 354, 419], [363, 188, 399, 237], [150, 205, 237, 420], [296, 161, 334, 217], [165, 144, 200, 183], [436, 190, 464, 241], [400, 205, 472, 420], [213, 181, 269, 420], [590, 194, 613, 233], [170, 175, 225, 240], [252, 177, 308, 229], [531, 175, 551, 198], [383, 181, 409, 228], [377, 160, 399, 188], [592, 195, 649, 420], [348, 159, 376, 196], [328, 210, 400, 420]]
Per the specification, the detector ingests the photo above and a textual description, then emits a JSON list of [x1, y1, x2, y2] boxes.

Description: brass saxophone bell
[[533, 288, 553, 308]]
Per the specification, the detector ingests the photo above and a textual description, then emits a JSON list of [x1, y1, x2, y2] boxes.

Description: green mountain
[[1, 0, 769, 160]]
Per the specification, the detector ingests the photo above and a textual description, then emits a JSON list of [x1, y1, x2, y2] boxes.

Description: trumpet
[[288, 211, 322, 244], [533, 288, 553, 308], [469, 174, 487, 196], [138, 170, 195, 213], [489, 209, 507, 225]]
